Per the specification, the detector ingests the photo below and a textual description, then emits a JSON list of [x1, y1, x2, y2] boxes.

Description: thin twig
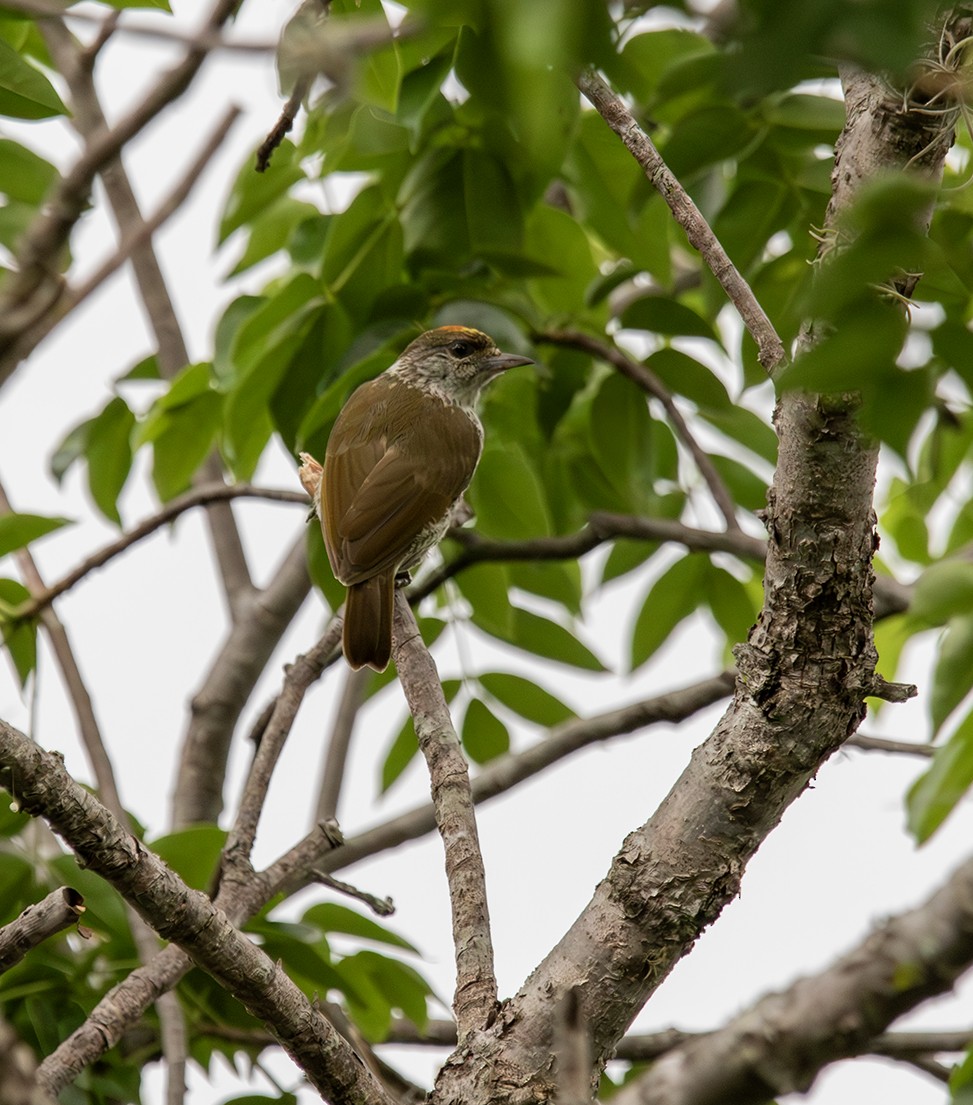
[[257, 77, 310, 172], [576, 70, 787, 376], [540, 329, 743, 530], [220, 621, 344, 892], [846, 733, 935, 757], [16, 484, 306, 620], [391, 591, 498, 1042], [311, 872, 395, 917], [314, 665, 370, 822]]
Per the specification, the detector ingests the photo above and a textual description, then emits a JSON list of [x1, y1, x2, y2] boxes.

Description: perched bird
[[300, 326, 533, 672]]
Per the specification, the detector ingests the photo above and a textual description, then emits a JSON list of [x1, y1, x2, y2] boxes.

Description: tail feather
[[343, 573, 394, 672]]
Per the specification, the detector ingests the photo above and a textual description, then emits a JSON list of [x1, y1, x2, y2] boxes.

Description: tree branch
[[576, 69, 787, 376], [613, 852, 973, 1105], [0, 720, 395, 1105], [314, 664, 371, 822], [0, 0, 240, 377], [172, 534, 313, 827], [0, 888, 85, 973], [539, 329, 742, 530], [391, 591, 498, 1041], [16, 484, 306, 621], [38, 16, 255, 616]]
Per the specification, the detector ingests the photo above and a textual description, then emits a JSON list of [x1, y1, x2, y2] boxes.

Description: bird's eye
[[449, 340, 474, 359]]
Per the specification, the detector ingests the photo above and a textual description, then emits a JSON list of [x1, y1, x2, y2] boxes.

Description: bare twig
[[16, 484, 306, 620], [0, 888, 85, 972], [0, 721, 394, 1105], [540, 329, 743, 530], [172, 534, 313, 827], [314, 664, 370, 822], [846, 733, 935, 757], [311, 872, 395, 917], [576, 70, 787, 375], [257, 77, 310, 172], [391, 591, 497, 1042], [220, 620, 344, 892]]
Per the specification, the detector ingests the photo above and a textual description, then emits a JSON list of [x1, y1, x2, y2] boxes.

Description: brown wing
[[323, 375, 482, 585]]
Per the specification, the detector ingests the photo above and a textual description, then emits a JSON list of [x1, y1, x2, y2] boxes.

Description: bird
[[300, 326, 533, 672]]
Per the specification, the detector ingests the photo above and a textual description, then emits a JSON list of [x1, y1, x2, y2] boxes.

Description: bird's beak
[[479, 352, 534, 378]]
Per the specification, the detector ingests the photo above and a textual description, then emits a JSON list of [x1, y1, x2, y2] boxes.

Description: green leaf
[[0, 578, 35, 684], [620, 295, 719, 343], [0, 38, 67, 118], [509, 608, 604, 671], [219, 140, 304, 243], [645, 348, 731, 410], [149, 825, 227, 891], [85, 397, 136, 524], [457, 563, 515, 638], [302, 903, 417, 953], [479, 671, 575, 727], [631, 555, 707, 670], [907, 708, 973, 843], [470, 445, 550, 539], [461, 698, 509, 764], [0, 512, 69, 558], [705, 564, 758, 647], [930, 615, 973, 736], [0, 138, 57, 204], [911, 562, 973, 627]]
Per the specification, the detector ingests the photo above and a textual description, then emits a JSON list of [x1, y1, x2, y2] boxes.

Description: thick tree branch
[[0, 888, 85, 973], [391, 591, 498, 1041], [36, 671, 728, 1087], [0, 720, 394, 1105], [576, 69, 787, 375], [615, 852, 973, 1105]]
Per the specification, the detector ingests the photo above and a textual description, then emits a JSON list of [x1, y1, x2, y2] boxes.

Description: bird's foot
[[394, 570, 412, 588]]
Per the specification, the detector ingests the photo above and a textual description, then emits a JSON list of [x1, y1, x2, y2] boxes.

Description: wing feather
[[323, 375, 482, 585]]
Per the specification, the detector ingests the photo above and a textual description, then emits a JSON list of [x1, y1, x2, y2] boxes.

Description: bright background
[[0, 3, 970, 1103]]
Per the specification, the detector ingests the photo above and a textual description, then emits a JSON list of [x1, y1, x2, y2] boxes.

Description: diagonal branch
[[0, 888, 85, 973], [539, 329, 742, 530], [614, 851, 973, 1105], [0, 719, 395, 1105], [391, 591, 497, 1042], [576, 69, 787, 376], [17, 484, 306, 620]]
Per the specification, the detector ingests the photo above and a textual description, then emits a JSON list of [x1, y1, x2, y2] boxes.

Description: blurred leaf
[[0, 578, 35, 684], [509, 608, 604, 670], [470, 444, 550, 539], [930, 615, 973, 736], [631, 554, 707, 670], [620, 296, 719, 342], [907, 707, 973, 843], [303, 903, 417, 952], [461, 697, 509, 763], [150, 825, 227, 891], [0, 512, 69, 558], [0, 38, 67, 118], [0, 138, 57, 203], [911, 562, 973, 627], [479, 671, 575, 726], [85, 397, 136, 524], [219, 141, 304, 243]]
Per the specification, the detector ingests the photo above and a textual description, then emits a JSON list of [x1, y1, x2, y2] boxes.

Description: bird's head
[[390, 326, 533, 407]]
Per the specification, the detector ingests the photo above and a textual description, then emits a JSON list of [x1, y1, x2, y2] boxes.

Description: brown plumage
[[317, 327, 533, 671]]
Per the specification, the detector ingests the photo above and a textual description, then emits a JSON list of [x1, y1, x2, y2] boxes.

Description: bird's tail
[[343, 573, 394, 672]]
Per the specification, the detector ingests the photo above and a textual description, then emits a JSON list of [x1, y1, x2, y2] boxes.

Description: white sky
[[0, 3, 970, 1103]]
